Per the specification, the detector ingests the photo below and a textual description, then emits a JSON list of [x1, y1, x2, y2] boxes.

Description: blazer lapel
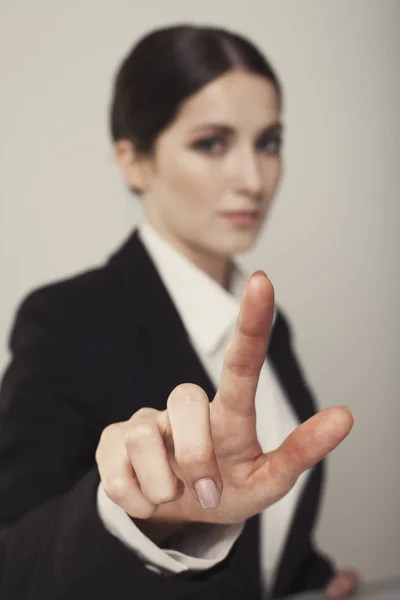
[[108, 229, 216, 410], [268, 312, 315, 424], [267, 312, 325, 597]]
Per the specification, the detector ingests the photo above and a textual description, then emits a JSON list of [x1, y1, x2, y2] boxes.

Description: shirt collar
[[138, 220, 247, 356]]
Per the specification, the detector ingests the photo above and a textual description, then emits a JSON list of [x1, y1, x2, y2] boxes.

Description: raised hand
[[96, 271, 354, 532]]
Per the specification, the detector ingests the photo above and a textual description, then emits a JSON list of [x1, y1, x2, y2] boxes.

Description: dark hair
[[110, 24, 282, 155]]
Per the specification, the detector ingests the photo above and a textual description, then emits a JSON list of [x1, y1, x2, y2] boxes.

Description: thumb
[[257, 406, 354, 504]]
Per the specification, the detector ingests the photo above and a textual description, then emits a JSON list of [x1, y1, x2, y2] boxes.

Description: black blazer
[[0, 230, 335, 600]]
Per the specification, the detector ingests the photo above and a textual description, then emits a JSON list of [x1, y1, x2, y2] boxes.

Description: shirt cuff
[[96, 482, 244, 575]]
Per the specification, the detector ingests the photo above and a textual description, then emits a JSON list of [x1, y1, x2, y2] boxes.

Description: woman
[[0, 24, 359, 599]]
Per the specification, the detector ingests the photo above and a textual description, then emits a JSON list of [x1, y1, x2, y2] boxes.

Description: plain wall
[[1, 0, 399, 583]]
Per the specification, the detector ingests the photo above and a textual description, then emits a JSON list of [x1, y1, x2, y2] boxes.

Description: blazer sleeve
[[0, 288, 237, 600]]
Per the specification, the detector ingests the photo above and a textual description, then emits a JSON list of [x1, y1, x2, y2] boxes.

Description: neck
[[187, 248, 233, 291], [146, 220, 233, 290]]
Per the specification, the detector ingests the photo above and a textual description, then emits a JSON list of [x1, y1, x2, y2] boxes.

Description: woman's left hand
[[324, 569, 360, 598]]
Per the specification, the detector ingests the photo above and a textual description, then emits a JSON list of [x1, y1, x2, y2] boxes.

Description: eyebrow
[[190, 121, 283, 136]]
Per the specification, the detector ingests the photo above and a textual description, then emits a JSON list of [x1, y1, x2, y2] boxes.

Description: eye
[[192, 136, 225, 154], [257, 135, 282, 155]]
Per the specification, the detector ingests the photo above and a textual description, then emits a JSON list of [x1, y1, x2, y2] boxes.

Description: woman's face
[[120, 69, 283, 258]]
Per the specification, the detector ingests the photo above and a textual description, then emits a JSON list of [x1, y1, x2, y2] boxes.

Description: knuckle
[[224, 352, 255, 377], [124, 423, 155, 447], [176, 444, 214, 468], [96, 423, 121, 462], [149, 487, 179, 506], [103, 476, 129, 504], [133, 407, 157, 420], [134, 503, 156, 520], [98, 423, 116, 444]]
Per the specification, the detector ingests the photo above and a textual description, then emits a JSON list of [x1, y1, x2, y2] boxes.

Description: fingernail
[[194, 478, 220, 509], [250, 270, 268, 282]]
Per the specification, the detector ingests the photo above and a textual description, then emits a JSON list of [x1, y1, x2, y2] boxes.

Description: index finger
[[214, 271, 274, 416]]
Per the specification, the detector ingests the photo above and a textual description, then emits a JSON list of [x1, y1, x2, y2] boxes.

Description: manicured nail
[[194, 478, 220, 509]]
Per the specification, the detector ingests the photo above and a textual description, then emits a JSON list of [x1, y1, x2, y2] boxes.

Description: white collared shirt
[[97, 220, 310, 595]]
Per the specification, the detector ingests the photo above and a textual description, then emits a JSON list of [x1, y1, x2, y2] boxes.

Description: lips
[[219, 210, 261, 226], [219, 210, 260, 217]]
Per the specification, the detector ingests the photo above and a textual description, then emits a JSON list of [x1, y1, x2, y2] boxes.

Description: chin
[[216, 230, 260, 256]]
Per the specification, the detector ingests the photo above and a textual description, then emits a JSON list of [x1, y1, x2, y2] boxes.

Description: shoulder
[[15, 266, 111, 325], [9, 262, 133, 352], [15, 228, 147, 325]]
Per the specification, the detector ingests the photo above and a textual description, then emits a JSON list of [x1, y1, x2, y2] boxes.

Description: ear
[[114, 139, 146, 193]]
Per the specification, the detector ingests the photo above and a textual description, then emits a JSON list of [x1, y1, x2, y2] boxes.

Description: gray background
[[1, 0, 399, 583]]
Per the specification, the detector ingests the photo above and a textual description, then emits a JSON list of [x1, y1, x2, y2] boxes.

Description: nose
[[234, 149, 263, 199]]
